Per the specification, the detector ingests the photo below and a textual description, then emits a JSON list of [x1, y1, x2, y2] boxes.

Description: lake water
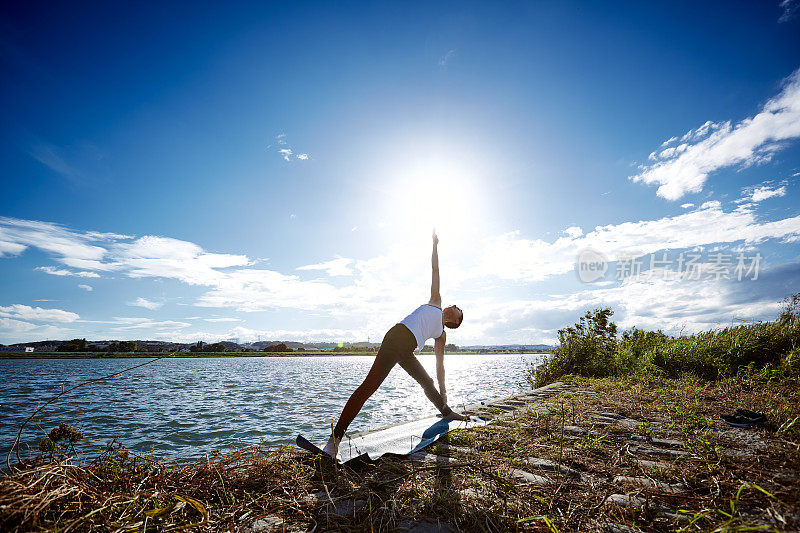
[[0, 354, 542, 462]]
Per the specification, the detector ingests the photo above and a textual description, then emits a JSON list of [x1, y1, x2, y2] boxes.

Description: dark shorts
[[376, 323, 418, 371]]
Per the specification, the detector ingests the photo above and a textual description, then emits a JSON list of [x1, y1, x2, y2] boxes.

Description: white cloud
[[113, 235, 249, 285], [204, 317, 240, 322], [748, 184, 787, 202], [472, 201, 800, 282], [128, 297, 163, 310], [162, 325, 368, 344], [680, 203, 695, 209], [0, 317, 39, 334], [297, 257, 354, 276], [0, 217, 120, 270], [2, 205, 799, 344], [195, 269, 344, 312], [0, 317, 74, 340], [0, 240, 27, 257], [0, 304, 79, 342], [36, 266, 101, 278], [465, 259, 798, 344], [272, 134, 309, 161], [109, 317, 191, 331], [78, 284, 93, 291], [0, 304, 79, 323], [631, 68, 800, 200]]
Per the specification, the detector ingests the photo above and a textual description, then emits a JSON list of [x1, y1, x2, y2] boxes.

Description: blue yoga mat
[[297, 414, 489, 464]]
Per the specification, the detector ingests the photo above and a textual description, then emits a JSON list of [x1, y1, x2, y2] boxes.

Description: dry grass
[[2, 375, 798, 532]]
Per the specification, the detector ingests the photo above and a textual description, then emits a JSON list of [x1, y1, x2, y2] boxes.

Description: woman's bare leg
[[323, 352, 394, 458]]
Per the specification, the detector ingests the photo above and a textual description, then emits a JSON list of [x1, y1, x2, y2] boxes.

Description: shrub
[[535, 308, 617, 386], [534, 293, 800, 385]]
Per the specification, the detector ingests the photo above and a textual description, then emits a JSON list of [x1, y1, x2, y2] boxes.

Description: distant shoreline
[[0, 351, 549, 359]]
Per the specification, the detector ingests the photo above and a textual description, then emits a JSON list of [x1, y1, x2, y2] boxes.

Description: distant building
[[0, 346, 34, 352], [35, 345, 60, 352]]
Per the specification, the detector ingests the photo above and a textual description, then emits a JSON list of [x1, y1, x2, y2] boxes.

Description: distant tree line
[[331, 345, 376, 352], [56, 339, 144, 352], [263, 343, 293, 353], [106, 341, 138, 352], [56, 339, 88, 352], [47, 339, 479, 354], [188, 341, 230, 353], [419, 344, 461, 353]]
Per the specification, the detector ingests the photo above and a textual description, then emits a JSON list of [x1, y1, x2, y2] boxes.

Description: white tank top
[[400, 304, 444, 350]]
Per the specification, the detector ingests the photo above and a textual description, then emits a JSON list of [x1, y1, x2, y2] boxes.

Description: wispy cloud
[[28, 140, 108, 186], [29, 143, 82, 183], [439, 49, 456, 67], [0, 317, 75, 339], [78, 284, 93, 291], [269, 134, 309, 162], [631, 68, 800, 200], [115, 235, 249, 284], [779, 0, 798, 22], [0, 304, 79, 323], [2, 200, 799, 344], [297, 257, 354, 276], [471, 265, 794, 344], [108, 317, 191, 331], [36, 265, 101, 278], [471, 200, 800, 282], [738, 182, 788, 203], [127, 297, 163, 310], [0, 216, 127, 269]]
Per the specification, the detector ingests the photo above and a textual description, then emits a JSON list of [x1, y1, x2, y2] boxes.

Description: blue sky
[[1, 1, 800, 345]]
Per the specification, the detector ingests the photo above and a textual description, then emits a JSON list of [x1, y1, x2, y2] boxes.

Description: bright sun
[[381, 154, 485, 244]]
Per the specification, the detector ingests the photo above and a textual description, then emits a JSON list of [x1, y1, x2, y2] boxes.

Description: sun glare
[[380, 153, 490, 247]]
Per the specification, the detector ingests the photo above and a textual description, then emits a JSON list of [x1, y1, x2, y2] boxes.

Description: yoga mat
[[297, 414, 489, 464]]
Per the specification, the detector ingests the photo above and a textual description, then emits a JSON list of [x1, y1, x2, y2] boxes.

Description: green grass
[[534, 293, 800, 387]]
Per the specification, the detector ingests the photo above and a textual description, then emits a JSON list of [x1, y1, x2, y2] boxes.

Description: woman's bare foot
[[443, 410, 470, 421], [322, 435, 342, 461]]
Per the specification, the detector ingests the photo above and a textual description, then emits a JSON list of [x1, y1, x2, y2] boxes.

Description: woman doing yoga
[[322, 231, 467, 460]]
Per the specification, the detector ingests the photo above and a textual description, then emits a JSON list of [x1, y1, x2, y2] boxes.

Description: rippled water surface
[[0, 354, 541, 462]]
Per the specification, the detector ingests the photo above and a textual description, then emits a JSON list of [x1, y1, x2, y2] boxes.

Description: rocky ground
[[284, 377, 799, 532]]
